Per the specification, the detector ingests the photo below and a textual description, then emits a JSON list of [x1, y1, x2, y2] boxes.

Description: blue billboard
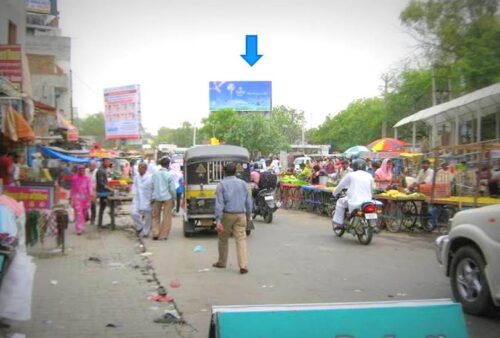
[[209, 81, 272, 112]]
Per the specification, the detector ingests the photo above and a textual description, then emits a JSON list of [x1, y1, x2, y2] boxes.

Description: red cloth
[[0, 154, 13, 186]]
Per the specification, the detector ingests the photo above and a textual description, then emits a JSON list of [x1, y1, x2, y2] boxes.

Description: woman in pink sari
[[71, 165, 93, 235], [374, 158, 394, 191]]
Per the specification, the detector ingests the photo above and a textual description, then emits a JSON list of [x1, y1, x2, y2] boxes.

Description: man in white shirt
[[132, 162, 154, 237], [332, 159, 374, 229], [409, 159, 434, 191]]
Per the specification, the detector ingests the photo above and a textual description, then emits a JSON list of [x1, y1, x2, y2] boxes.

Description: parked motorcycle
[[331, 192, 382, 245], [253, 189, 280, 223]]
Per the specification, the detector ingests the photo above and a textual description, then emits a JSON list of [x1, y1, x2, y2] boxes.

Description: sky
[[59, 0, 416, 134]]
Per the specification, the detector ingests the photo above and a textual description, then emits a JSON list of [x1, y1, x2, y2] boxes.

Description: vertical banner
[[0, 45, 22, 90], [103, 84, 141, 140]]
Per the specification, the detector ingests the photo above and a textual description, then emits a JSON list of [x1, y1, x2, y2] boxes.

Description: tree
[[270, 105, 306, 145], [309, 98, 385, 151], [74, 112, 112, 146], [198, 109, 239, 142], [400, 0, 500, 91], [228, 113, 288, 158], [154, 121, 198, 148]]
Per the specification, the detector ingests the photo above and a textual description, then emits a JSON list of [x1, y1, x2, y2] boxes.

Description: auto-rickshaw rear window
[[186, 161, 250, 184]]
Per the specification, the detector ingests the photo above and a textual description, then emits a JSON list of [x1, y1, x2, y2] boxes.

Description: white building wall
[[0, 0, 26, 45]]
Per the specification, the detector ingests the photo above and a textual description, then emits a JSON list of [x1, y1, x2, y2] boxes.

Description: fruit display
[[439, 196, 500, 205], [280, 175, 308, 186], [379, 190, 426, 199]]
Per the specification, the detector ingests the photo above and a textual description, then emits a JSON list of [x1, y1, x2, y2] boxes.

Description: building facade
[[25, 0, 72, 120]]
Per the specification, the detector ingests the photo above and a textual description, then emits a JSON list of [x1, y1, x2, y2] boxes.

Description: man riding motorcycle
[[332, 159, 374, 230]]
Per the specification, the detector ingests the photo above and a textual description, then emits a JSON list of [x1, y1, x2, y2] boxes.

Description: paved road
[[148, 209, 500, 338]]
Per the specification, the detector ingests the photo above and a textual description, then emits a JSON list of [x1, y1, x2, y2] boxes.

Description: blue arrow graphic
[[241, 35, 263, 67]]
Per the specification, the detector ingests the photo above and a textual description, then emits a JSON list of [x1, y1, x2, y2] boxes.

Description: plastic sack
[[0, 252, 36, 321]]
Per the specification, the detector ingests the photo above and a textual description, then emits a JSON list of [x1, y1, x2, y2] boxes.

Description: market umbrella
[[341, 145, 371, 158], [367, 138, 406, 152]]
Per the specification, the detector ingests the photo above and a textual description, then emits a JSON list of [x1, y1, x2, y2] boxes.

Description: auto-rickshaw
[[182, 145, 252, 237]]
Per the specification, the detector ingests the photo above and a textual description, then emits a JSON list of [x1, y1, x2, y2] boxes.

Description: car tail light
[[363, 204, 376, 213]]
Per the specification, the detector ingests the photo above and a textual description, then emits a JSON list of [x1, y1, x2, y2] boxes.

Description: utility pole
[[193, 123, 197, 146], [381, 73, 391, 138], [431, 67, 437, 106]]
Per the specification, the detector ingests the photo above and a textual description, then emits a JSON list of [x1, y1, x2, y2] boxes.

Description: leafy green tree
[[74, 112, 113, 146], [309, 98, 385, 151], [400, 0, 500, 91], [228, 113, 289, 158], [198, 109, 239, 142], [270, 105, 306, 145], [154, 121, 198, 148]]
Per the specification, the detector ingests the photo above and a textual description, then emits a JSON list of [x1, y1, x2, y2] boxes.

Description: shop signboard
[[103, 84, 141, 140], [209, 81, 271, 112], [4, 186, 53, 210], [0, 45, 22, 90], [26, 0, 51, 14]]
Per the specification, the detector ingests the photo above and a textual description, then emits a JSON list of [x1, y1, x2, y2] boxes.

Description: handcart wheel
[[400, 200, 418, 230], [384, 201, 401, 233]]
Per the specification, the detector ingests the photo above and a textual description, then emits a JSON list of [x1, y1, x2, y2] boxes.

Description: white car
[[435, 204, 500, 315]]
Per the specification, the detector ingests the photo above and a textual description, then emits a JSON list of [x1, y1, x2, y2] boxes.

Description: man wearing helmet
[[332, 159, 374, 229]]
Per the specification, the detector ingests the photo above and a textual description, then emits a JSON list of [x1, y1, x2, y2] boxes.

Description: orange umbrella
[[367, 138, 405, 152]]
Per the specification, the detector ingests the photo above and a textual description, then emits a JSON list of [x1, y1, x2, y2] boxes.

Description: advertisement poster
[[4, 186, 53, 210], [26, 0, 51, 14], [209, 81, 272, 112], [103, 84, 141, 140], [0, 45, 22, 89]]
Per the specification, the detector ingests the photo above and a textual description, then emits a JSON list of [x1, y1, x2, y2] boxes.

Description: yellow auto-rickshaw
[[182, 145, 252, 237]]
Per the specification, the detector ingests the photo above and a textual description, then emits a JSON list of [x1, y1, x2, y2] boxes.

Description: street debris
[[197, 268, 211, 272], [88, 256, 101, 263], [42, 320, 53, 325], [149, 306, 160, 311], [108, 262, 126, 269], [50, 280, 58, 286], [140, 252, 153, 257], [193, 245, 206, 253], [169, 279, 181, 288], [387, 294, 394, 298], [157, 286, 167, 296], [112, 280, 119, 285], [9, 334, 26, 338], [353, 289, 363, 293], [149, 294, 174, 303], [396, 292, 408, 297], [105, 323, 117, 328], [154, 313, 183, 324]]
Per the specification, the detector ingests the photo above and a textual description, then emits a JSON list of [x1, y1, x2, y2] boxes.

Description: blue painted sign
[[210, 300, 468, 338], [209, 81, 272, 112]]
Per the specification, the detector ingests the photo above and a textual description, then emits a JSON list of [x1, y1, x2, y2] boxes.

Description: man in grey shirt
[[213, 163, 252, 274]]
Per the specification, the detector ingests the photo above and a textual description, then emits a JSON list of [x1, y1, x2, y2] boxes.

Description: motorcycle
[[331, 192, 382, 245], [253, 188, 280, 223]]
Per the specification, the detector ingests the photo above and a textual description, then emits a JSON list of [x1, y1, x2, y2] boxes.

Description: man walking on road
[[132, 162, 153, 237], [96, 158, 113, 227], [213, 163, 252, 274], [151, 157, 176, 240], [87, 159, 98, 225]]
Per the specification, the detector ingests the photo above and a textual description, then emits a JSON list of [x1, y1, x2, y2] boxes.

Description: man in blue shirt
[[151, 157, 177, 240], [212, 163, 252, 274]]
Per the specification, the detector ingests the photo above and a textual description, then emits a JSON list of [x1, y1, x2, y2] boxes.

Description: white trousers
[[332, 197, 349, 225], [132, 209, 152, 236]]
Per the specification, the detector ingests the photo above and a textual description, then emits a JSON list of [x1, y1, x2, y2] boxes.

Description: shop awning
[[34, 100, 56, 115], [41, 146, 90, 163], [3, 106, 35, 142], [394, 82, 500, 128]]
